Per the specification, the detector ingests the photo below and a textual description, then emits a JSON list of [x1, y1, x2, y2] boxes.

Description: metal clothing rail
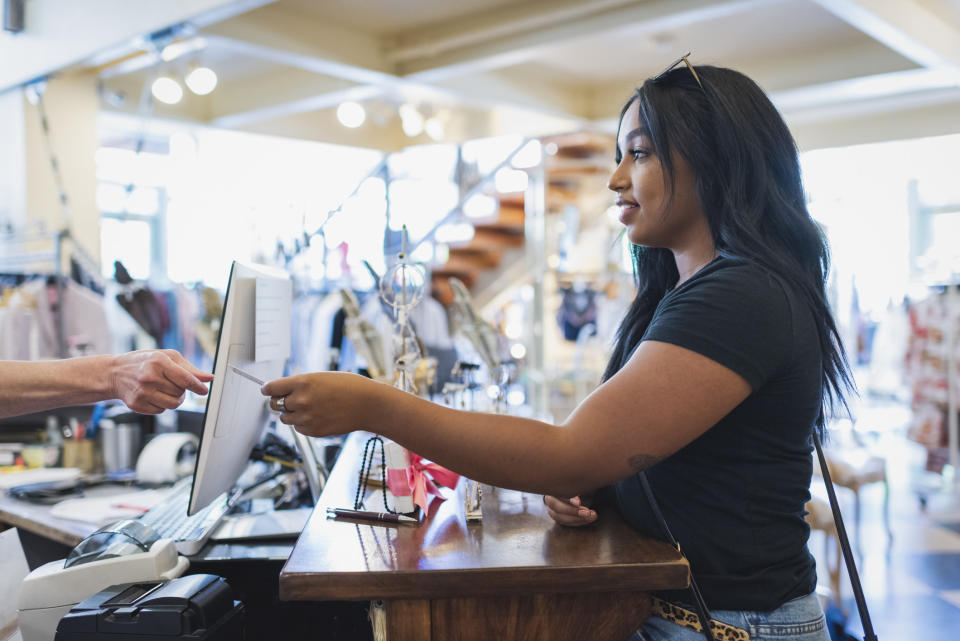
[[0, 228, 103, 358]]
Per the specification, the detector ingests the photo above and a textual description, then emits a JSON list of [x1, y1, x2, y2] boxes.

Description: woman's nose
[[608, 163, 628, 193]]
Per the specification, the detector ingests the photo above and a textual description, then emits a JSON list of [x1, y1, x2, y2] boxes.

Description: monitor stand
[[289, 426, 324, 504], [209, 426, 326, 544]]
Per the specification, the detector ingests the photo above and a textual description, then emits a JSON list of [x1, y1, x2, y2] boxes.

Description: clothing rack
[[0, 228, 103, 358], [911, 279, 960, 491], [945, 281, 958, 486]]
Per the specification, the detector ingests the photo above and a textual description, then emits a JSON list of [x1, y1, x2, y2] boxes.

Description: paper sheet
[[0, 529, 29, 640], [255, 277, 292, 363], [49, 489, 171, 526], [0, 467, 81, 490]]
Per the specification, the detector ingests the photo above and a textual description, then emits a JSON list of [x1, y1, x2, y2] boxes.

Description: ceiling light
[[425, 117, 444, 141], [398, 103, 419, 122], [399, 103, 424, 137], [337, 101, 366, 128], [185, 67, 217, 95], [151, 76, 183, 105]]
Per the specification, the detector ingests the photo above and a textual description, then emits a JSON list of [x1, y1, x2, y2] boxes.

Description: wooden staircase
[[431, 191, 525, 305], [430, 132, 614, 308]]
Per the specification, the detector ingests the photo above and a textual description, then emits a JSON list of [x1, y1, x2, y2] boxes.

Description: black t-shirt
[[611, 255, 821, 611]]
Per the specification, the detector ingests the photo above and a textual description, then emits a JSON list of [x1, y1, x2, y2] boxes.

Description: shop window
[[96, 139, 170, 282], [99, 217, 153, 281]]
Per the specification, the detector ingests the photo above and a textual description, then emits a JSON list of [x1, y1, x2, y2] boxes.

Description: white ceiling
[[515, 0, 914, 85], [87, 0, 960, 151], [280, 0, 523, 34]]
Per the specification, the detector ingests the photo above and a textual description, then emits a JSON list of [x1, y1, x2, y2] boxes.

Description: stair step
[[496, 206, 524, 227], [445, 250, 502, 270], [547, 164, 610, 180], [431, 269, 476, 306], [543, 131, 612, 159], [461, 227, 525, 249], [496, 192, 525, 208], [473, 221, 524, 237], [430, 277, 458, 306]]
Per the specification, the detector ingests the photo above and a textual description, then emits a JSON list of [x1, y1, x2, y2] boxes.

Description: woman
[[0, 350, 213, 418], [262, 60, 850, 641]]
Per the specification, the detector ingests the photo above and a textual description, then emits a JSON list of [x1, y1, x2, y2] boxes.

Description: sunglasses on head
[[653, 52, 703, 89]]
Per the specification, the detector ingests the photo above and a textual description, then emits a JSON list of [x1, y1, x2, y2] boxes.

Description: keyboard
[[138, 480, 232, 555]]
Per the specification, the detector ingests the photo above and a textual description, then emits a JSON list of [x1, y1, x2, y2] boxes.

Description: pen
[[326, 507, 419, 524], [112, 503, 150, 513], [230, 365, 265, 386]]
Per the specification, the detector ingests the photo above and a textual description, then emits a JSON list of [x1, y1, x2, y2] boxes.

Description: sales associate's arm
[[0, 350, 214, 419], [262, 339, 752, 499]]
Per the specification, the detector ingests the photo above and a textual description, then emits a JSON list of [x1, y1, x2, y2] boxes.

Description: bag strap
[[639, 472, 717, 641], [813, 434, 878, 641], [642, 435, 880, 641]]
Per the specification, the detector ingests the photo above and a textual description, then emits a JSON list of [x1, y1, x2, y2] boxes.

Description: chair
[[805, 496, 843, 609], [814, 449, 893, 548]]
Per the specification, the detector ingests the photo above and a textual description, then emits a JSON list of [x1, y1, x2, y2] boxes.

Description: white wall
[[22, 74, 100, 259], [0, 88, 26, 230], [0, 0, 263, 92]]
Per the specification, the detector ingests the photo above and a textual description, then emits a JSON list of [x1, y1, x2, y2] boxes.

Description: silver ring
[[276, 396, 286, 412]]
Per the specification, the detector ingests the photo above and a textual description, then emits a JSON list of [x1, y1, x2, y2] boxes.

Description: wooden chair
[[814, 449, 893, 548], [805, 496, 843, 609]]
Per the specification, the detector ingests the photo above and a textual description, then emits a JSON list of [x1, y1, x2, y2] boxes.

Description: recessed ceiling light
[[399, 103, 424, 137], [185, 67, 218, 95], [337, 101, 366, 128], [151, 76, 183, 104], [425, 117, 444, 141]]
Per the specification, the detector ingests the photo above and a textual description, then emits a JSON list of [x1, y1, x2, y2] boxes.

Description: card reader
[[54, 574, 243, 641]]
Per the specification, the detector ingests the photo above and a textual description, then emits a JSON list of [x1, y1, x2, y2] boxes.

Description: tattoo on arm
[[627, 453, 661, 472]]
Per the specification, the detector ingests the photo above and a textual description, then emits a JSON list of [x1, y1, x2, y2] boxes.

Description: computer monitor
[[188, 260, 291, 516]]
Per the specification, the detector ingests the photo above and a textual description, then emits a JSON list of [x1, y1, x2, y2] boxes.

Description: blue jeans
[[633, 592, 829, 641]]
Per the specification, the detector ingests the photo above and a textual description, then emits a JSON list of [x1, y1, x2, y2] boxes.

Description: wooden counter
[[280, 433, 689, 641]]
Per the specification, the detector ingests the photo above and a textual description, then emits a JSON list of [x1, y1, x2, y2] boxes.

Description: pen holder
[[464, 477, 483, 522], [62, 440, 96, 473], [383, 441, 416, 514]]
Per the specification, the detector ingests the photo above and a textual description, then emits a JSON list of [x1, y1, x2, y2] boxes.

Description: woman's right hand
[[543, 495, 597, 526]]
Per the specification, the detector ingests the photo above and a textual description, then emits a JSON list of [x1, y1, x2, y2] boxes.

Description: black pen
[[326, 507, 418, 524]]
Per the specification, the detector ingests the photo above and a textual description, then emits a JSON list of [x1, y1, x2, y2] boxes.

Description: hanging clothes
[[905, 288, 960, 474], [556, 284, 598, 342], [360, 291, 456, 391], [0, 284, 42, 360], [302, 290, 348, 374], [15, 278, 112, 357]]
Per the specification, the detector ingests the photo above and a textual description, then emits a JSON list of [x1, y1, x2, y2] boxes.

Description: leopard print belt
[[650, 596, 751, 641]]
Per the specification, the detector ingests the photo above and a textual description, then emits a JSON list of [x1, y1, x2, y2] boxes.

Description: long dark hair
[[602, 65, 853, 436]]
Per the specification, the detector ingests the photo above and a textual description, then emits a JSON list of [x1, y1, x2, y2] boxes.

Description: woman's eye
[[630, 148, 647, 159]]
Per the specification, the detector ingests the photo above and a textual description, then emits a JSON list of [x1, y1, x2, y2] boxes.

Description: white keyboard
[[138, 481, 231, 555]]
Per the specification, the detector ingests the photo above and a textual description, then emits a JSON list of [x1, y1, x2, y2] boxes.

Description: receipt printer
[[54, 574, 243, 641]]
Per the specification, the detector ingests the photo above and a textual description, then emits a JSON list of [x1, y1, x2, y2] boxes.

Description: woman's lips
[[618, 203, 638, 224]]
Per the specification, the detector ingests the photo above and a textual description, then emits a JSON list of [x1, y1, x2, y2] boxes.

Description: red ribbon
[[386, 456, 460, 515]]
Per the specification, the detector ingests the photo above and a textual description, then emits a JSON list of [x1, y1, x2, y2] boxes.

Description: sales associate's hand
[[262, 372, 377, 437], [111, 349, 214, 414], [0, 349, 214, 419], [543, 495, 597, 526]]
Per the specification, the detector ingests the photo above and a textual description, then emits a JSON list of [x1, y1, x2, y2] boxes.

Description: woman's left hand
[[261, 371, 376, 437]]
